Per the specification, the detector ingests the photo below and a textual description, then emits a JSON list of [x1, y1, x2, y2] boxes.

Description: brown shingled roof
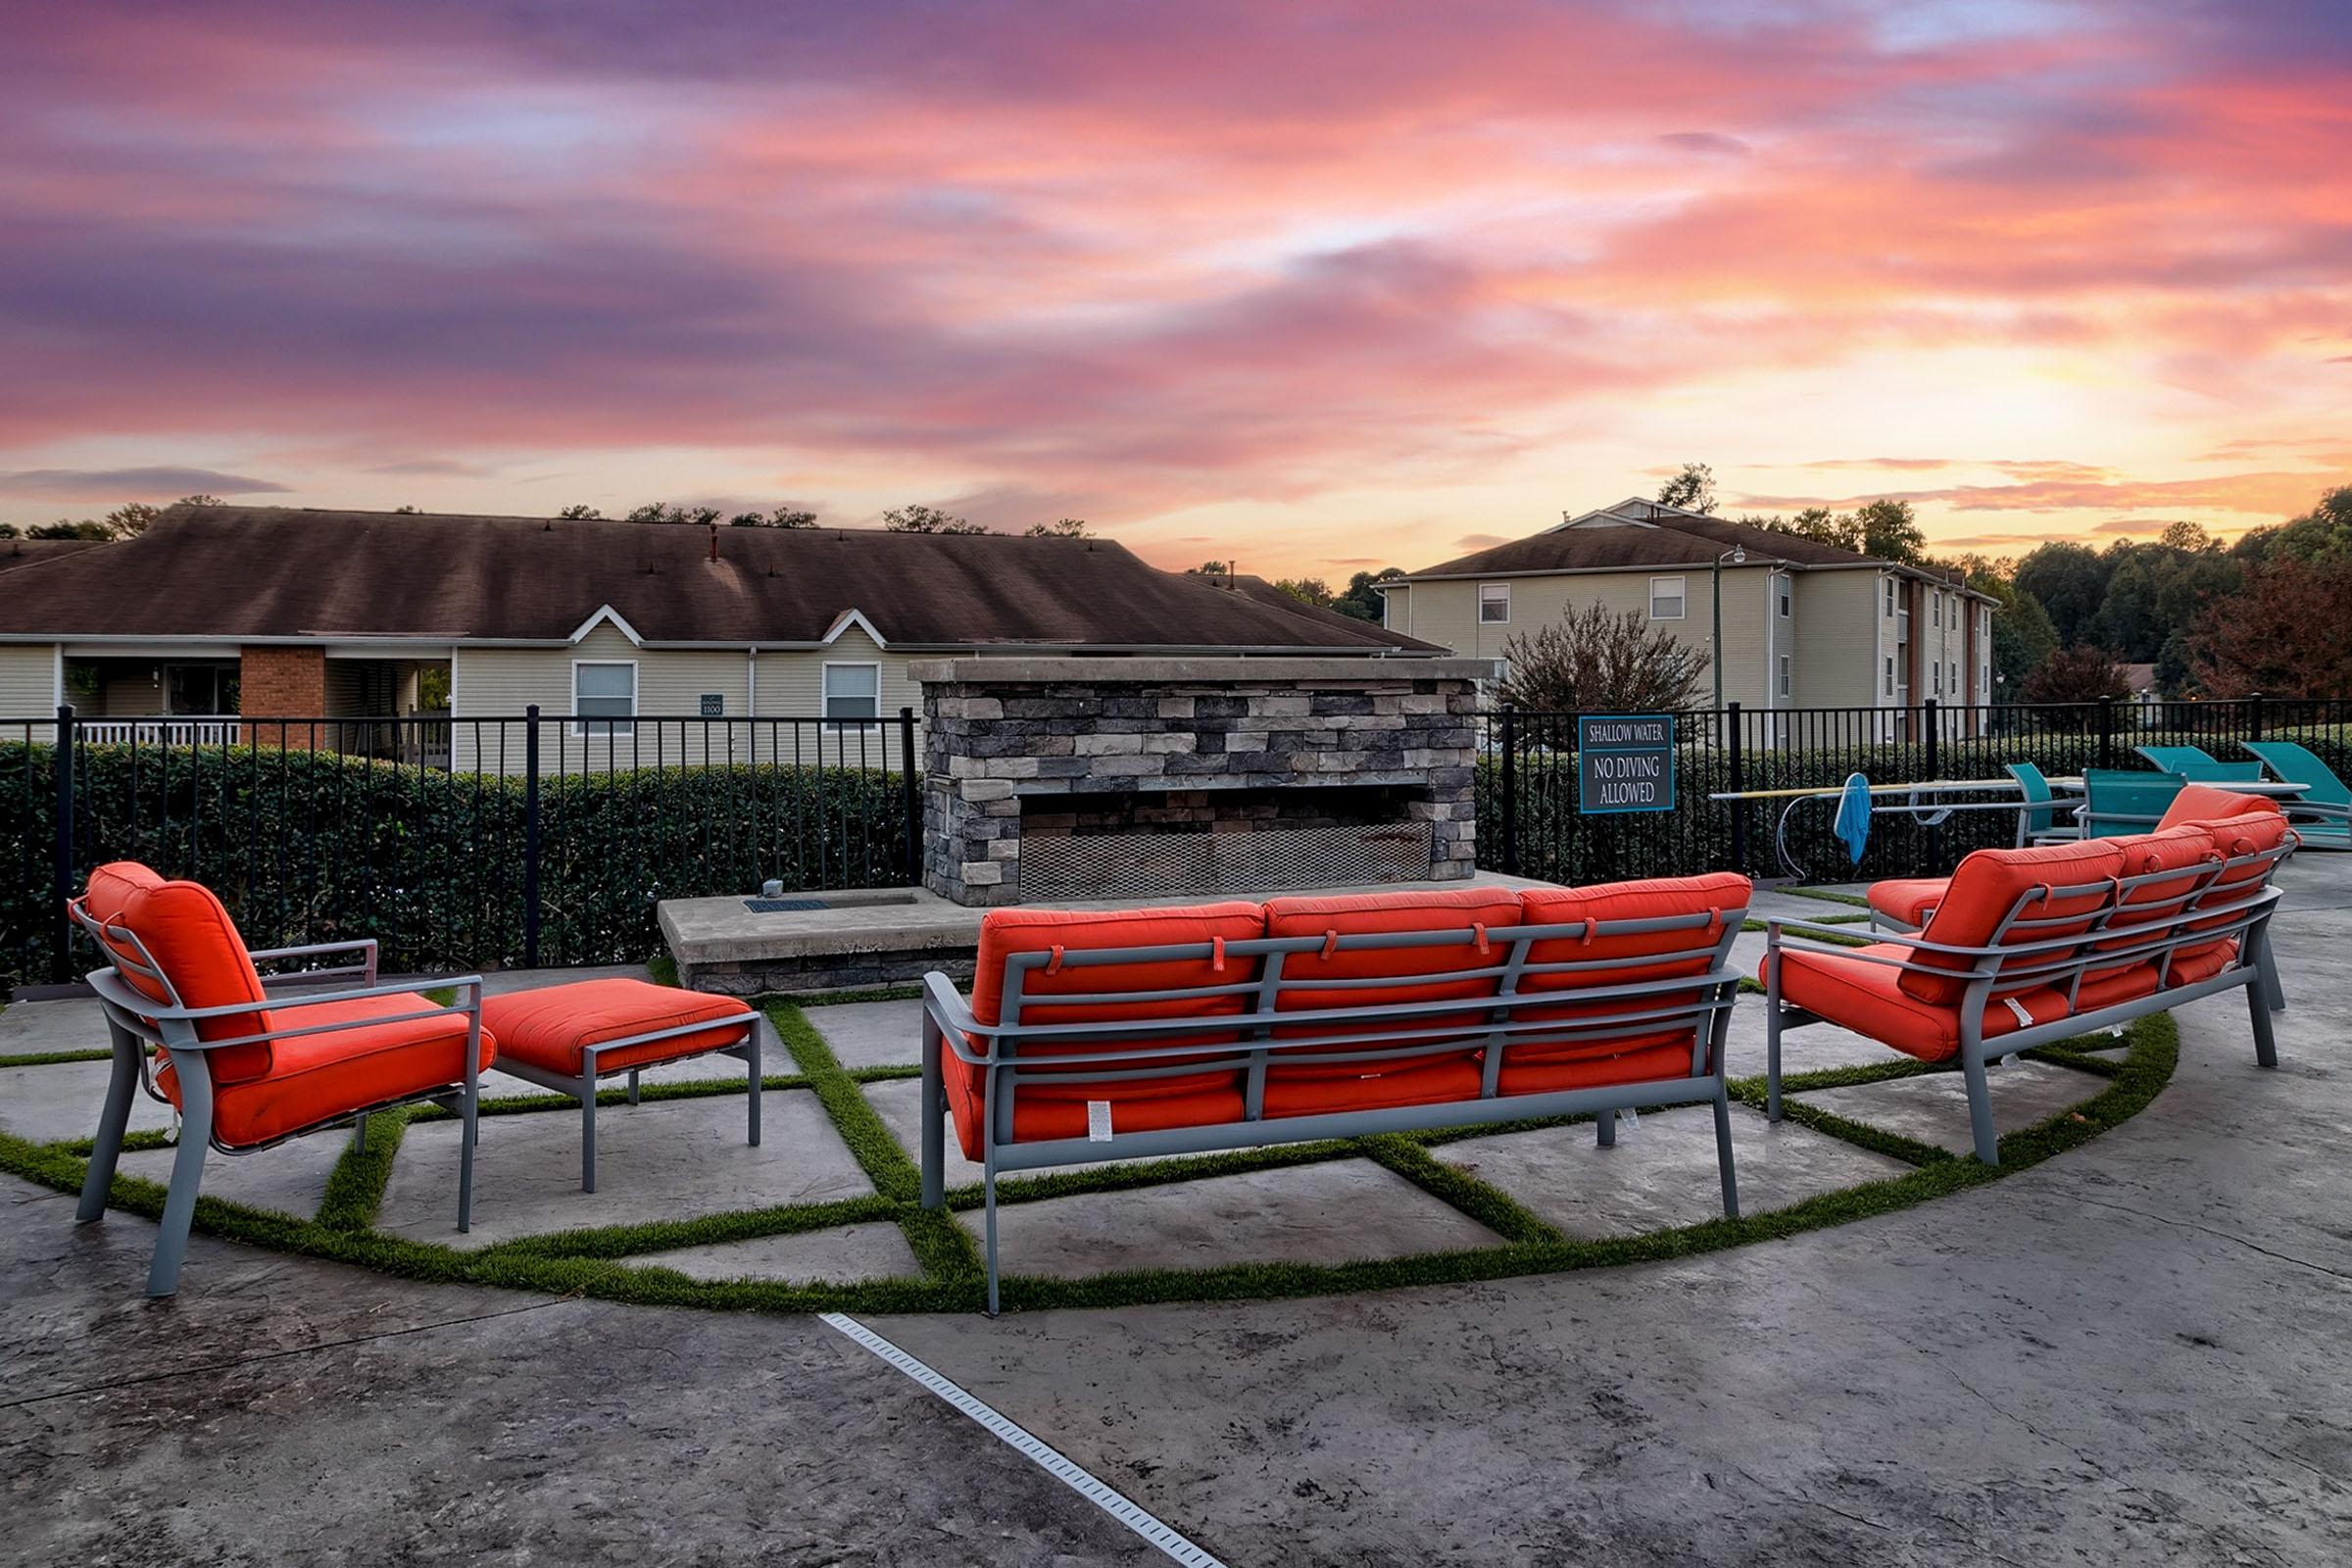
[[1402, 498, 1982, 593], [0, 536, 111, 574], [0, 506, 1443, 654]]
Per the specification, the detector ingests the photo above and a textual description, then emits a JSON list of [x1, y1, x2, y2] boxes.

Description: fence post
[[1725, 703, 1745, 875], [1923, 698, 1939, 778], [49, 704, 74, 984], [1497, 706, 1518, 878], [2097, 697, 2115, 770], [522, 705, 542, 969], [900, 706, 921, 887], [2248, 691, 2265, 744]]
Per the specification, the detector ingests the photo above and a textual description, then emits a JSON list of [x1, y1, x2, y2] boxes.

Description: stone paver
[[118, 1132, 347, 1219], [634, 1221, 923, 1283], [861, 1075, 1267, 1186], [375, 1088, 872, 1249], [806, 997, 923, 1069], [1794, 1057, 2105, 1153], [0, 1057, 177, 1144], [1431, 1102, 1910, 1237], [0, 997, 112, 1056], [964, 1158, 1504, 1278]]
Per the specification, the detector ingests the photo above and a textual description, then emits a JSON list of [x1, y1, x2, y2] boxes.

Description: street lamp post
[[1711, 545, 1746, 710]]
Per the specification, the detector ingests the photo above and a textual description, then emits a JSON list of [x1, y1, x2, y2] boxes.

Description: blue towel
[[1833, 772, 1872, 864]]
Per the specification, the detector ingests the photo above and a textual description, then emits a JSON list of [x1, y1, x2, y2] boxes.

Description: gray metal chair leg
[[1595, 1107, 1616, 1149], [2256, 929, 2286, 1013], [1765, 959, 1786, 1121], [983, 1165, 1001, 1319], [2248, 977, 2279, 1069], [148, 1072, 214, 1298], [354, 1113, 368, 1155], [627, 1068, 640, 1105], [581, 1088, 598, 1193], [458, 1046, 478, 1236], [1712, 1087, 1740, 1219], [76, 1027, 141, 1224], [747, 1018, 762, 1148], [919, 1017, 946, 1208], [1960, 1050, 2000, 1165]]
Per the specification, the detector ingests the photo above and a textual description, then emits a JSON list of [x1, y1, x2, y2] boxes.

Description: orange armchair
[[69, 862, 493, 1296]]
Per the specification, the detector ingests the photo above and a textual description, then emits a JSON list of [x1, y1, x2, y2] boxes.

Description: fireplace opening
[[1018, 785, 1435, 900]]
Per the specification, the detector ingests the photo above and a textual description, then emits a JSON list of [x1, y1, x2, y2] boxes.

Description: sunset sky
[[2, 2, 2347, 578]]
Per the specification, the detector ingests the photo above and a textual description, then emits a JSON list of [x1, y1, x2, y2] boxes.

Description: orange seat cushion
[[1510, 873, 1749, 1071], [158, 992, 495, 1148], [954, 902, 1266, 1157], [2157, 785, 2281, 833], [115, 880, 276, 1085], [1260, 1056, 1483, 1118], [1498, 1041, 1696, 1097], [1865, 877, 1947, 930], [1260, 886, 1523, 1079], [1763, 943, 2067, 1062], [482, 979, 755, 1077], [1903, 839, 2126, 1005]]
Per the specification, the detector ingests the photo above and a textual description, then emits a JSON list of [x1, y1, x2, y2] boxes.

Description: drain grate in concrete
[[745, 897, 831, 912]]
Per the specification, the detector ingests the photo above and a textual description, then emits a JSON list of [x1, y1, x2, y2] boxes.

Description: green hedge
[[1477, 721, 2352, 886], [0, 743, 913, 986]]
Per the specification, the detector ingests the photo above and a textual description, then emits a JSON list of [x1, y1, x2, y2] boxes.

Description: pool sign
[[1578, 714, 1676, 813]]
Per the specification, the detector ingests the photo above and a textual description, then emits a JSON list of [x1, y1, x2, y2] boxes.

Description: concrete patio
[[2, 861, 2347, 1562]]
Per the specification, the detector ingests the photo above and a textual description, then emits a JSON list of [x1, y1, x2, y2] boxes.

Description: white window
[[1884, 656, 1895, 697], [1479, 582, 1510, 624], [1885, 578, 1895, 615], [1649, 575, 1687, 620], [1777, 579, 1791, 618], [1932, 662, 1942, 696], [1777, 655, 1791, 698], [823, 662, 882, 726], [1931, 594, 1941, 628], [1950, 661, 1960, 696], [571, 661, 636, 736]]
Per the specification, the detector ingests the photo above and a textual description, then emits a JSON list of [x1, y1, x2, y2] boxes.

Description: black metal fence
[[3, 707, 922, 987], [1480, 695, 2352, 887]]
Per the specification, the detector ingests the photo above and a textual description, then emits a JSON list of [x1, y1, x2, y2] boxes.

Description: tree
[[559, 505, 605, 519], [392, 504, 420, 514], [2013, 542, 2111, 647], [2159, 518, 2211, 552], [179, 494, 223, 508], [24, 518, 115, 540], [882, 504, 992, 535], [1270, 577, 1334, 608], [1852, 499, 1925, 564], [105, 503, 160, 537], [2233, 485, 2352, 566], [2189, 555, 2352, 698], [1497, 602, 1708, 713], [728, 506, 817, 528], [626, 502, 722, 525], [1956, 556, 2058, 695], [1656, 462, 1717, 514], [1331, 567, 1403, 622], [1186, 561, 1234, 576], [1024, 517, 1091, 538], [2019, 644, 2130, 710]]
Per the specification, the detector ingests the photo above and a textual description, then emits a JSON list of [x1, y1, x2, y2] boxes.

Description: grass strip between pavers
[[0, 1048, 117, 1068], [1777, 886, 1876, 909], [0, 1002, 2180, 1317]]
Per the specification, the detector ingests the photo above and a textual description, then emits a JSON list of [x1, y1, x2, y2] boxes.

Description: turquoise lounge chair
[[2135, 744, 2220, 772], [2003, 760, 2079, 845], [2079, 768, 2185, 838], [2242, 740, 2352, 850], [2173, 760, 2266, 783]]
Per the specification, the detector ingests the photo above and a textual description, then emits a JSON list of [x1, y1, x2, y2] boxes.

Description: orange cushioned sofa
[[1764, 796, 2295, 1166], [70, 862, 492, 1297], [921, 876, 1752, 1313]]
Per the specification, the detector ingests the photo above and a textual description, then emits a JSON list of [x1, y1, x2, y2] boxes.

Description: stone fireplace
[[911, 657, 1496, 906]]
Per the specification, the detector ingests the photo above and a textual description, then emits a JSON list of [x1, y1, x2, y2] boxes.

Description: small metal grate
[[745, 897, 832, 912], [1018, 822, 1433, 902]]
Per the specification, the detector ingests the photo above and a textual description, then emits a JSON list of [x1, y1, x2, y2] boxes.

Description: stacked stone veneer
[[911, 657, 1497, 907]]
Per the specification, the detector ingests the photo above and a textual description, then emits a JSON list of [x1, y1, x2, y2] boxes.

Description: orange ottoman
[[481, 978, 764, 1192]]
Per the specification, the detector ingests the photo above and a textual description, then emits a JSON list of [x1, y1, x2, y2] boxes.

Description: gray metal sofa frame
[[922, 905, 1748, 1314], [1766, 836, 2293, 1166], [493, 1013, 766, 1192], [70, 903, 484, 1297]]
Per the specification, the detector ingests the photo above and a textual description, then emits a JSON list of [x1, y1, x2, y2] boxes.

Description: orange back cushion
[[2157, 785, 2281, 833], [82, 860, 165, 923], [1904, 839, 2125, 1004], [2087, 827, 2217, 976], [972, 902, 1266, 1075], [1515, 873, 1750, 1059], [117, 880, 275, 1084], [2187, 812, 2293, 932], [1261, 887, 1523, 1069]]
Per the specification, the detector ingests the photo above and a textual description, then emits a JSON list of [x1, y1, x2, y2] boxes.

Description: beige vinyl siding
[[0, 644, 60, 735], [752, 627, 924, 767], [1789, 571, 1884, 708], [1405, 566, 1779, 709], [101, 665, 168, 717]]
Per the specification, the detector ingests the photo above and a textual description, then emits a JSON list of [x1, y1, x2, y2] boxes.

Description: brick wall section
[[239, 646, 326, 749], [918, 662, 1486, 906]]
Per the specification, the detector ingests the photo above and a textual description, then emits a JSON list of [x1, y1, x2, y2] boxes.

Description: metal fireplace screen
[[1017, 822, 1434, 902]]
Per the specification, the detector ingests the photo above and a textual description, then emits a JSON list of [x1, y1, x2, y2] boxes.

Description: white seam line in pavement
[[820, 1311, 1227, 1568]]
